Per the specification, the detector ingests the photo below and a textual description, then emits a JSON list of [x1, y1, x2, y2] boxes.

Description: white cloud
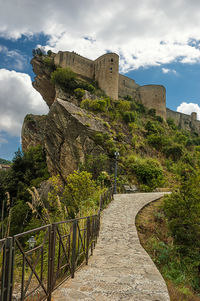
[[162, 68, 177, 74], [0, 46, 27, 70], [177, 102, 200, 120], [1, 0, 200, 70], [0, 69, 48, 136]]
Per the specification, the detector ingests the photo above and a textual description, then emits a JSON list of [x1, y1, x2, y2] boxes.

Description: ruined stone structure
[[53, 50, 200, 130], [167, 108, 200, 133]]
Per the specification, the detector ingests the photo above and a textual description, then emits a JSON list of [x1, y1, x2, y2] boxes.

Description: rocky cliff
[[22, 97, 111, 179], [31, 56, 56, 107]]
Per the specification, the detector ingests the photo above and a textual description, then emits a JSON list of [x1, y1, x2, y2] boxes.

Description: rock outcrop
[[31, 56, 56, 107], [22, 98, 110, 179]]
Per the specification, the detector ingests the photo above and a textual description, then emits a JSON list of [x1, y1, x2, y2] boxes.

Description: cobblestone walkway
[[53, 193, 170, 301]]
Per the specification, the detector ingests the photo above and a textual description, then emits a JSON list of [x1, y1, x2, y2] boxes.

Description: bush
[[117, 100, 131, 112], [148, 108, 156, 116], [81, 98, 109, 112], [51, 67, 77, 91], [43, 57, 56, 72], [80, 154, 109, 181], [155, 115, 164, 123], [167, 118, 177, 130], [163, 173, 200, 252], [127, 156, 164, 190], [62, 171, 99, 218], [147, 134, 169, 151], [163, 143, 184, 161], [123, 111, 135, 123], [145, 121, 162, 135], [74, 88, 85, 99], [124, 95, 133, 101]]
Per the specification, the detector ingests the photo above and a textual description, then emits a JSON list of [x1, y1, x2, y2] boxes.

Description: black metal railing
[[0, 187, 113, 301]]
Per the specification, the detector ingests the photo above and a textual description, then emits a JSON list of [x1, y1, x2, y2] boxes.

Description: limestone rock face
[[22, 115, 46, 150], [31, 56, 56, 107], [22, 99, 109, 179]]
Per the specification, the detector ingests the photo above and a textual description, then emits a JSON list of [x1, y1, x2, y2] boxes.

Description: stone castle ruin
[[54, 51, 200, 133]]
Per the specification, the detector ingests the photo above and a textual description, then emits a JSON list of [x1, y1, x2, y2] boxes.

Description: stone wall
[[54, 51, 119, 99], [138, 85, 166, 119], [166, 108, 200, 133], [53, 50, 200, 130], [118, 74, 140, 100], [54, 51, 94, 79]]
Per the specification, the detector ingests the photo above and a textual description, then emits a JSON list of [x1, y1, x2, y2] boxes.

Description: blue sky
[[0, 0, 200, 160]]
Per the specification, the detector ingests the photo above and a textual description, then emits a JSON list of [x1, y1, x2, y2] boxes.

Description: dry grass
[[136, 198, 200, 301]]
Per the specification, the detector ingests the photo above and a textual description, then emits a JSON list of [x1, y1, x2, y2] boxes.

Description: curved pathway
[[53, 193, 170, 301]]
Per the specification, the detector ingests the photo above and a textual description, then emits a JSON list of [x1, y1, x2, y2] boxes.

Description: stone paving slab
[[52, 192, 170, 301]]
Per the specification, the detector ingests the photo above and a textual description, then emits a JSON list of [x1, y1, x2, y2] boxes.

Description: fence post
[[91, 217, 94, 256], [71, 220, 77, 278], [1, 237, 14, 301], [86, 217, 90, 265], [47, 224, 56, 301], [97, 211, 101, 237]]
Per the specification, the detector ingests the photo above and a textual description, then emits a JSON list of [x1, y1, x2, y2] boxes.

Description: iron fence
[[0, 187, 113, 301]]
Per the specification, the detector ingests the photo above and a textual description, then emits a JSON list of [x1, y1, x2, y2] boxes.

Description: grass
[[135, 198, 200, 301]]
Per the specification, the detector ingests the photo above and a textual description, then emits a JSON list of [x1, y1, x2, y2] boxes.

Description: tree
[[163, 172, 200, 255], [62, 171, 98, 218]]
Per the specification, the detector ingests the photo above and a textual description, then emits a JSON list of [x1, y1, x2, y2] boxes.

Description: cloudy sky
[[0, 0, 200, 159]]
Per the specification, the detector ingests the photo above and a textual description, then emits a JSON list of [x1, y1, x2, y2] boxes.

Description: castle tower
[[94, 53, 119, 100], [191, 112, 197, 121]]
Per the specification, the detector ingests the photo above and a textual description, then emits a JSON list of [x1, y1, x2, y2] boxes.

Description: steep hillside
[[22, 53, 200, 191]]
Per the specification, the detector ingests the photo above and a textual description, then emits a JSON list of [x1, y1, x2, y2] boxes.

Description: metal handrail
[[0, 186, 114, 300]]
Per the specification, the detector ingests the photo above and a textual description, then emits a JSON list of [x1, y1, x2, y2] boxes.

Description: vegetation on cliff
[[136, 173, 200, 300], [1, 51, 200, 297]]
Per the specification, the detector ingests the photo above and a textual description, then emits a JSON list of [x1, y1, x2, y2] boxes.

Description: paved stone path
[[53, 193, 170, 301]]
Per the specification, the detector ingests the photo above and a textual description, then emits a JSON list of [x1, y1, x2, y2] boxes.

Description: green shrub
[[136, 103, 146, 113], [155, 115, 164, 123], [127, 156, 164, 190], [117, 100, 131, 112], [51, 67, 77, 91], [43, 57, 56, 71], [47, 50, 52, 56], [145, 121, 162, 135], [90, 99, 107, 112], [81, 98, 91, 110], [62, 171, 99, 218], [74, 88, 85, 99], [124, 95, 133, 101], [94, 133, 105, 145], [163, 143, 184, 161], [174, 133, 188, 145], [147, 134, 168, 151], [163, 173, 200, 252], [80, 154, 109, 181], [123, 111, 135, 123], [167, 118, 177, 130], [81, 98, 109, 112], [148, 108, 156, 116]]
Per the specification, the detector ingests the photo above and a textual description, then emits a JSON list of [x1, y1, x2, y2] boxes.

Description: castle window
[[73, 58, 75, 63], [123, 80, 125, 85], [110, 67, 112, 73], [111, 58, 113, 62]]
